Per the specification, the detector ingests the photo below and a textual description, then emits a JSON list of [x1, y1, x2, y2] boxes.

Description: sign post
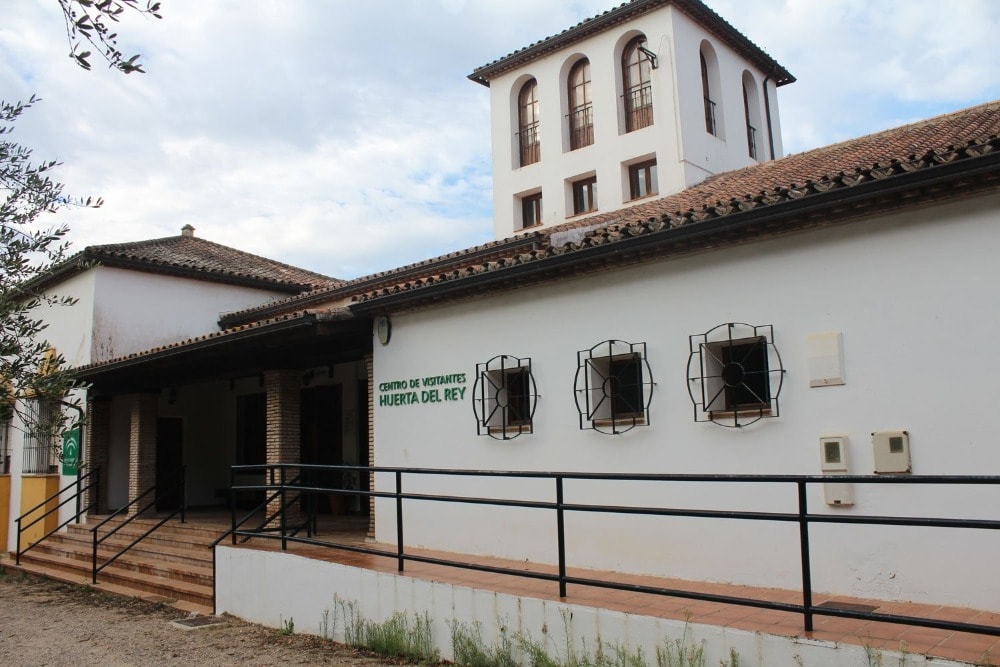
[[61, 428, 80, 476]]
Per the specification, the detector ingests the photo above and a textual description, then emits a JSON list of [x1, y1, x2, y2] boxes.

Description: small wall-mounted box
[[807, 332, 845, 387], [872, 430, 911, 474], [819, 435, 854, 505]]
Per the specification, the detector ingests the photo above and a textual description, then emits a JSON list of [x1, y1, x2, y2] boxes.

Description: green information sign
[[62, 427, 80, 476]]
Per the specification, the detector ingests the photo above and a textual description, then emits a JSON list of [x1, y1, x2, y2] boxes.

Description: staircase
[[5, 516, 223, 616]]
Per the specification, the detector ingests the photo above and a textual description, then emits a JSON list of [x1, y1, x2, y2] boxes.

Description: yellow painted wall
[[18, 475, 59, 551], [0, 475, 9, 554]]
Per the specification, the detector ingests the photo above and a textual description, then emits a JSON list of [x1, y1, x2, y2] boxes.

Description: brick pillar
[[84, 397, 111, 514], [265, 370, 301, 523], [127, 394, 158, 516], [365, 354, 375, 539]]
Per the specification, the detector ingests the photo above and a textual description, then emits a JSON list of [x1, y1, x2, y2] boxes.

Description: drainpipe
[[763, 75, 776, 160]]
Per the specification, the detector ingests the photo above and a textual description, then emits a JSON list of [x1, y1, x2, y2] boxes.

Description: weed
[[332, 595, 438, 662], [655, 624, 706, 667], [279, 615, 294, 636], [449, 620, 519, 667]]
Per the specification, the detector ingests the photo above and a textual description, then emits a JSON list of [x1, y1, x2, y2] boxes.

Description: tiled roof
[[42, 232, 340, 293], [469, 0, 793, 86], [351, 100, 1000, 307]]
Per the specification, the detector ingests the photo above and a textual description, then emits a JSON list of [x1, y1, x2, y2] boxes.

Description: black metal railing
[[90, 466, 186, 584], [624, 85, 653, 132], [225, 465, 1000, 639], [568, 106, 594, 150], [15, 467, 100, 564], [704, 96, 717, 135], [517, 123, 540, 167]]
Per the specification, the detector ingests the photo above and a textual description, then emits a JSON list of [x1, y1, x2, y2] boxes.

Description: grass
[[328, 594, 438, 663]]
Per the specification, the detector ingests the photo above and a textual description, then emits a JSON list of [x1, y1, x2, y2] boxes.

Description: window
[[574, 340, 653, 435], [572, 176, 597, 215], [22, 397, 56, 474], [0, 417, 10, 474], [700, 52, 716, 135], [622, 36, 653, 132], [518, 79, 540, 166], [628, 159, 657, 200], [742, 71, 762, 160], [473, 356, 537, 439], [687, 323, 785, 428], [568, 58, 593, 150], [520, 192, 542, 229]]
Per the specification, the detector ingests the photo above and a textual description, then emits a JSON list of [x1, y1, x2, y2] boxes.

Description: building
[[1, 225, 335, 551], [469, 0, 793, 238]]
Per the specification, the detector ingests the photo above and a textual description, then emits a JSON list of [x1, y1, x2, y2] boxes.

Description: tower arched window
[[699, 43, 723, 138], [700, 52, 716, 135], [622, 36, 653, 132], [518, 79, 540, 167], [742, 71, 762, 160], [568, 58, 593, 150]]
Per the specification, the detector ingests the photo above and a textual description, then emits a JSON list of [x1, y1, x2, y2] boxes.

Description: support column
[[127, 394, 158, 515], [265, 370, 301, 523], [365, 354, 375, 539], [85, 396, 111, 514]]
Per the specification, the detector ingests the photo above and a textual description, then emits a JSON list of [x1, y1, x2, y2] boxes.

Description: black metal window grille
[[518, 79, 540, 167], [568, 59, 593, 150], [743, 83, 758, 160], [700, 51, 717, 136], [473, 356, 538, 440], [521, 193, 542, 229], [0, 419, 10, 474], [623, 36, 653, 132], [574, 340, 654, 435], [22, 398, 56, 474], [687, 323, 784, 428]]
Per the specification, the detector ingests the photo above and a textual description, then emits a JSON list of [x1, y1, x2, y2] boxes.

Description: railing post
[[395, 471, 404, 572], [180, 466, 187, 524], [797, 480, 814, 632], [556, 475, 567, 598], [280, 466, 287, 551], [92, 527, 98, 584], [230, 466, 237, 545], [75, 468, 82, 520], [15, 517, 21, 565]]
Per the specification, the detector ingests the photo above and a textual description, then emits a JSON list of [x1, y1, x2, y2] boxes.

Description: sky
[[2, 0, 998, 280]]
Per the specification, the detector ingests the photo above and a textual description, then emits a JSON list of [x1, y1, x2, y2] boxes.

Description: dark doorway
[[357, 377, 370, 516], [235, 393, 266, 509], [301, 385, 343, 514], [155, 417, 184, 511]]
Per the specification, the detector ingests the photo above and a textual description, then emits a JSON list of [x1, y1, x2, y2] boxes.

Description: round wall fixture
[[375, 316, 392, 345]]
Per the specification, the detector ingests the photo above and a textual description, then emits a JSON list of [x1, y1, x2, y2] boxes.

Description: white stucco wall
[[487, 4, 781, 238], [90, 266, 291, 363], [216, 547, 970, 667], [372, 191, 1000, 611]]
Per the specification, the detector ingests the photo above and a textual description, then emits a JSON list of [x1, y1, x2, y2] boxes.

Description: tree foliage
[[0, 97, 100, 452], [58, 0, 162, 74]]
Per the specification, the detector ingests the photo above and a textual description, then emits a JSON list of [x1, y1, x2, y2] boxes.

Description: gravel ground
[[0, 573, 414, 666]]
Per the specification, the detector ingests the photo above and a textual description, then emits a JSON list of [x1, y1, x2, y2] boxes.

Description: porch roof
[[75, 308, 371, 395]]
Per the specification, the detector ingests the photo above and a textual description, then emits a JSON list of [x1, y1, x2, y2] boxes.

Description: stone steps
[[8, 516, 225, 614]]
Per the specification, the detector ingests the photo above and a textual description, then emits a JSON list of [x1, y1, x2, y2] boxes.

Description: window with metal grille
[[518, 78, 540, 166], [574, 340, 654, 435], [473, 356, 537, 439], [687, 323, 784, 428], [22, 397, 56, 473], [0, 418, 10, 474], [622, 36, 654, 132], [568, 58, 593, 150], [628, 159, 657, 200], [572, 176, 597, 215], [700, 46, 719, 137]]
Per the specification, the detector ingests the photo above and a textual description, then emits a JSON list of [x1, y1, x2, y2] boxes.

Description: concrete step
[[1, 559, 213, 616], [70, 519, 227, 547], [26, 541, 213, 586], [15, 550, 213, 606], [52, 530, 213, 568]]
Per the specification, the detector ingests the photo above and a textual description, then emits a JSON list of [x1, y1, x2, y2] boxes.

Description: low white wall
[[216, 546, 971, 667]]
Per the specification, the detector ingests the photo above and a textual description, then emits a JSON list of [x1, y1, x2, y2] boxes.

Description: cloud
[[2, 0, 997, 280]]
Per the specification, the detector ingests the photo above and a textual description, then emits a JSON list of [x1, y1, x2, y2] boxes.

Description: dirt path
[[0, 573, 408, 666]]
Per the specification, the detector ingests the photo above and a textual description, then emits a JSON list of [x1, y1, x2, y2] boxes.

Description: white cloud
[[2, 0, 997, 279]]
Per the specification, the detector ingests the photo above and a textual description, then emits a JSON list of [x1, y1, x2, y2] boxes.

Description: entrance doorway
[[301, 385, 343, 514], [155, 417, 183, 511]]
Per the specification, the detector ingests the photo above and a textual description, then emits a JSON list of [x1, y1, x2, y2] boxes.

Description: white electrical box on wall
[[807, 332, 845, 387], [819, 435, 854, 505], [872, 430, 911, 474]]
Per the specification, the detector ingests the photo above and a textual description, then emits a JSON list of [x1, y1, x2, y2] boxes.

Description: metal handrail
[[209, 470, 303, 549], [90, 466, 186, 583], [227, 464, 1000, 639], [15, 468, 100, 564]]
